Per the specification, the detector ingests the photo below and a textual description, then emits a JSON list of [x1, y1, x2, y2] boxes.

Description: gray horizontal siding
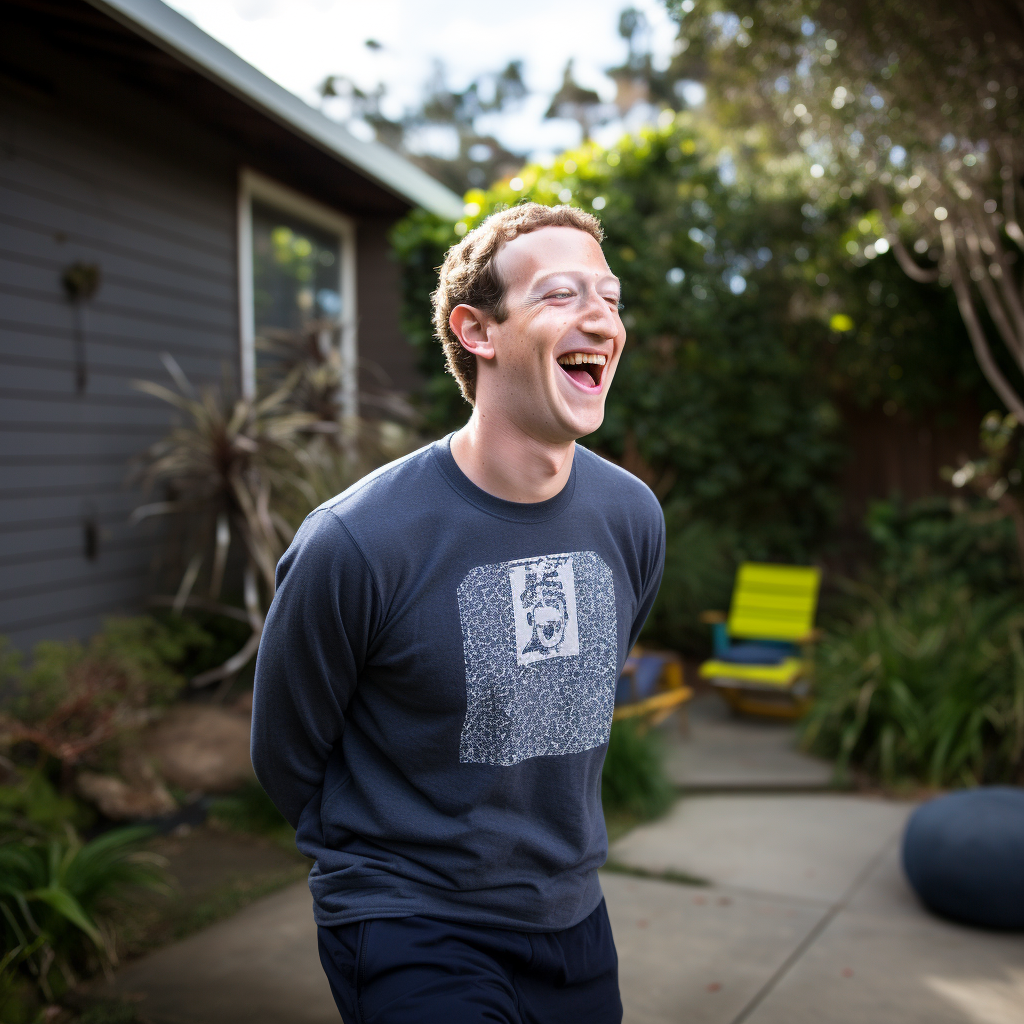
[[0, 91, 239, 649], [0, 216, 234, 303]]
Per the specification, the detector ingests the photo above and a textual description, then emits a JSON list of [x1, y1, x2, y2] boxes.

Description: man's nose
[[578, 290, 619, 339]]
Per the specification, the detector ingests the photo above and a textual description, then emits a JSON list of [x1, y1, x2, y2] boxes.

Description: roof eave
[[83, 0, 465, 220]]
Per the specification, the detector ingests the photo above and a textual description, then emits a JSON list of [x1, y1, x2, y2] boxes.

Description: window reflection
[[251, 201, 343, 387], [252, 201, 342, 334]]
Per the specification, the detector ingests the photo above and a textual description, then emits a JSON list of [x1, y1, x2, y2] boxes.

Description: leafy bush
[[0, 616, 210, 768], [209, 781, 291, 841], [801, 583, 1024, 787], [601, 719, 675, 821], [0, 825, 166, 1003], [0, 772, 90, 839], [865, 496, 1021, 599], [641, 508, 739, 655]]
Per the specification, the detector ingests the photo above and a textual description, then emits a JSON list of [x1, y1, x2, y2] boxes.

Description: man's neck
[[450, 409, 575, 503]]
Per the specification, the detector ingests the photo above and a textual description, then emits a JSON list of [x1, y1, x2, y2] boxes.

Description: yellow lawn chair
[[698, 563, 821, 719], [613, 646, 693, 732]]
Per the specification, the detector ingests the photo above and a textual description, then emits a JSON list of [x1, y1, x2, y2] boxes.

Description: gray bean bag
[[902, 786, 1024, 930]]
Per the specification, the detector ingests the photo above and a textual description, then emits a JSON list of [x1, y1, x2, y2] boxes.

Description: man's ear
[[449, 305, 495, 361]]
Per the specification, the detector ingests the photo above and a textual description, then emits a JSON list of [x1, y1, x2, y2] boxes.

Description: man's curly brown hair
[[431, 203, 604, 405]]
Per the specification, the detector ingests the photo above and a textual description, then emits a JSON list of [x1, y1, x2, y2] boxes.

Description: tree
[[319, 57, 529, 193], [545, 60, 611, 142], [667, 0, 1024, 552]]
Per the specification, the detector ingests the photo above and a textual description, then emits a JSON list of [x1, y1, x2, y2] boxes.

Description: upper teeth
[[557, 353, 607, 366]]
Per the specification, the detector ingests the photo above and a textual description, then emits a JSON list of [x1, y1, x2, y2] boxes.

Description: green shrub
[[801, 583, 1024, 787], [865, 496, 1021, 599], [642, 509, 739, 655], [602, 720, 675, 821], [0, 771, 91, 840], [209, 781, 291, 840], [1, 615, 216, 769], [0, 826, 167, 1002]]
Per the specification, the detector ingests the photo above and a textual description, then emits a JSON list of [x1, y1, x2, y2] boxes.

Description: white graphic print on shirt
[[457, 550, 617, 766], [509, 553, 580, 666]]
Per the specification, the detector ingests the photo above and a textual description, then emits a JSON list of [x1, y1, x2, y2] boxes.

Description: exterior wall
[[0, 15, 427, 651], [0, 75, 240, 649], [355, 215, 422, 410]]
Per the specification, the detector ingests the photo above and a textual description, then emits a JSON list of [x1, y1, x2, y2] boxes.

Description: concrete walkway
[[107, 695, 1024, 1024], [664, 692, 833, 791], [607, 794, 1024, 1024]]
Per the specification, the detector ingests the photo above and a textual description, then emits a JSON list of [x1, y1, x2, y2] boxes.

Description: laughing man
[[251, 202, 666, 1023]]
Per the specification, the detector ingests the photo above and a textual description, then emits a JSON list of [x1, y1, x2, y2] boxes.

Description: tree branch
[[962, 219, 1024, 370], [873, 186, 940, 283], [996, 145, 1024, 251], [972, 199, 1024, 354], [889, 233, 940, 283], [941, 222, 1024, 422]]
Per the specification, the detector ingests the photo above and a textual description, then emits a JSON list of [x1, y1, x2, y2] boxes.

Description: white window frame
[[237, 168, 358, 424]]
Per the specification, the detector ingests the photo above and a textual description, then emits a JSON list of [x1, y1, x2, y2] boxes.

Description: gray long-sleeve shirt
[[251, 436, 665, 931]]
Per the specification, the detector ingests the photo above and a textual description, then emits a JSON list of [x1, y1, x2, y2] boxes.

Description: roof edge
[[82, 0, 465, 220]]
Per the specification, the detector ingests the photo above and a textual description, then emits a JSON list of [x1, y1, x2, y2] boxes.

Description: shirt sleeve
[[251, 509, 380, 828], [627, 498, 667, 653]]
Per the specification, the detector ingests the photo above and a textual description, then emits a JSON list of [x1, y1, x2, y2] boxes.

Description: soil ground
[[111, 823, 309, 963]]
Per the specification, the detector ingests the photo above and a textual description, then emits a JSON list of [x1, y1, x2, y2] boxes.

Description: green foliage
[[392, 113, 992, 562], [209, 781, 291, 841], [1, 616, 218, 771], [0, 826, 166, 1002], [601, 719, 675, 820], [824, 249, 993, 418], [641, 508, 739, 654], [390, 208, 469, 432], [801, 583, 1024, 787], [149, 609, 252, 681], [865, 496, 1022, 599], [11, 616, 206, 727], [394, 122, 852, 557], [0, 773, 90, 840]]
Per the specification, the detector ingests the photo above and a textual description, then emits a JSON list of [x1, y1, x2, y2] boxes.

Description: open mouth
[[556, 351, 607, 391]]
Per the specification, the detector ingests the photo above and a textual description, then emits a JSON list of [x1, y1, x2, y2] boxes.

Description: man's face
[[476, 226, 625, 442], [529, 597, 567, 649]]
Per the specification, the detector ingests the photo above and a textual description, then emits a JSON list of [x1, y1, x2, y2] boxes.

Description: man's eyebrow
[[532, 272, 622, 292]]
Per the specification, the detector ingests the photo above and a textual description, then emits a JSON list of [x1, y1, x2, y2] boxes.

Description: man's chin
[[554, 403, 605, 441]]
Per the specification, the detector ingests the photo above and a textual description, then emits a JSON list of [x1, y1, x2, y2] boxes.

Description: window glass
[[251, 200, 343, 338]]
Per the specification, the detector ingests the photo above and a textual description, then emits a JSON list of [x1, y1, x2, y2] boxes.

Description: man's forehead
[[495, 225, 613, 285]]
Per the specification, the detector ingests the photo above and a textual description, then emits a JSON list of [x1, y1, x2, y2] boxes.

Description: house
[[1, 0, 463, 649]]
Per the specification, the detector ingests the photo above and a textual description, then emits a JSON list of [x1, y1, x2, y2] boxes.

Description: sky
[[165, 0, 680, 158]]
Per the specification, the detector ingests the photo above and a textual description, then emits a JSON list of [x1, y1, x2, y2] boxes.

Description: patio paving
[[104, 699, 1024, 1023], [607, 794, 1024, 1024], [663, 692, 833, 791]]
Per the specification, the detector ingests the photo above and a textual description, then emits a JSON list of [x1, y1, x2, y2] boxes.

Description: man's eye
[[550, 290, 573, 299]]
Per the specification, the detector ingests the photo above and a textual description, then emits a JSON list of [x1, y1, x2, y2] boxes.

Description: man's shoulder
[[574, 445, 663, 523], [317, 440, 441, 520]]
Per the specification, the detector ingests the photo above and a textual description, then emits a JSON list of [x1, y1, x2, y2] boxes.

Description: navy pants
[[317, 899, 622, 1024]]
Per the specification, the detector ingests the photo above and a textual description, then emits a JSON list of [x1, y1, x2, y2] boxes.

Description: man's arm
[[627, 501, 667, 651], [251, 510, 379, 828]]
